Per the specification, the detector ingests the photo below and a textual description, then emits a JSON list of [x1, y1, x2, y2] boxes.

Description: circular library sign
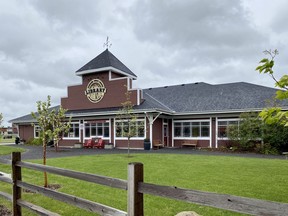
[[85, 79, 107, 103]]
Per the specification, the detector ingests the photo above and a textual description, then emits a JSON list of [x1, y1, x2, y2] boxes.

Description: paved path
[[0, 144, 286, 160]]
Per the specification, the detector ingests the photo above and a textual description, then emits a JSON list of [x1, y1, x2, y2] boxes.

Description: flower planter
[[74, 143, 83, 148], [105, 144, 113, 149]]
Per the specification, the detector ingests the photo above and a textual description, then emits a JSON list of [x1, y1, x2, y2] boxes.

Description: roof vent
[[195, 82, 199, 84], [149, 88, 152, 90], [181, 84, 185, 86], [164, 86, 168, 88]]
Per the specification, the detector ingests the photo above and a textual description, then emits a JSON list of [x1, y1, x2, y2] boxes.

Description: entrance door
[[163, 124, 168, 147]]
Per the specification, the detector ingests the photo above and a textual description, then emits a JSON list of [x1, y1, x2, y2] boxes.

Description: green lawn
[[0, 145, 25, 155], [0, 152, 288, 216]]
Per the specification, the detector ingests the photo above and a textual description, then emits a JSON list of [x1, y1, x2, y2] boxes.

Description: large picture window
[[64, 123, 79, 138], [85, 121, 110, 138], [174, 121, 210, 138], [217, 120, 239, 138], [116, 119, 145, 138]]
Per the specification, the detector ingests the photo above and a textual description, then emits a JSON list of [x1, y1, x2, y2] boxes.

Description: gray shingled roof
[[141, 82, 288, 113], [76, 49, 137, 78], [9, 106, 60, 124], [10, 82, 288, 123]]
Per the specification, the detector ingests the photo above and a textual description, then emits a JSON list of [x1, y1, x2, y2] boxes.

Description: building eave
[[173, 106, 288, 116], [75, 66, 137, 80]]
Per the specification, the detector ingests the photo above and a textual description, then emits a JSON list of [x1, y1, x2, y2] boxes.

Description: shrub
[[26, 138, 42, 146]]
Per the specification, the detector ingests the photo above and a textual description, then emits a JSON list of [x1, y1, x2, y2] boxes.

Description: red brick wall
[[115, 140, 144, 149], [19, 125, 34, 142], [174, 139, 210, 148], [152, 118, 162, 142], [61, 71, 138, 110]]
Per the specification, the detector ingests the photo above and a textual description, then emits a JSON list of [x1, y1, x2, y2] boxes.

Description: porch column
[[145, 112, 162, 149]]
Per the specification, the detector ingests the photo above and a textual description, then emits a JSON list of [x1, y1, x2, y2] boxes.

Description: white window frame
[[34, 125, 41, 138], [114, 118, 146, 140], [84, 120, 110, 139], [173, 119, 211, 140], [217, 118, 240, 140], [63, 122, 80, 140]]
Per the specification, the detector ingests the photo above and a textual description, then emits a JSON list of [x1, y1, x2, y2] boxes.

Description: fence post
[[127, 162, 143, 216], [12, 152, 22, 216]]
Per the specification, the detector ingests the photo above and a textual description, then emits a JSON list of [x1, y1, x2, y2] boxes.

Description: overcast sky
[[1, 0, 288, 126]]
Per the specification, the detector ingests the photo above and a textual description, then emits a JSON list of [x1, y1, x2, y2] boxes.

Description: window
[[116, 119, 145, 138], [64, 123, 79, 138], [174, 121, 210, 138], [217, 120, 239, 138], [85, 122, 110, 138], [34, 125, 41, 138]]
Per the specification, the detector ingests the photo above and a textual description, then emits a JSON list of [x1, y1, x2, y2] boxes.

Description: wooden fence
[[0, 152, 288, 216]]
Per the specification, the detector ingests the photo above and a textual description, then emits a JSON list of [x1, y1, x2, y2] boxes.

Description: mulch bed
[[23, 184, 62, 193], [0, 205, 12, 216]]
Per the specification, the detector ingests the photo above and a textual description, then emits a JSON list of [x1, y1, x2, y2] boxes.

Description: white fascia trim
[[77, 67, 137, 80], [66, 109, 172, 118], [173, 108, 266, 116]]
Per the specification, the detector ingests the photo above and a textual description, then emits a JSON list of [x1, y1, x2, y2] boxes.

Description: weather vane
[[103, 36, 112, 50]]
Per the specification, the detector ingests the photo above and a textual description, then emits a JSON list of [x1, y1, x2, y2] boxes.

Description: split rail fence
[[0, 152, 288, 216]]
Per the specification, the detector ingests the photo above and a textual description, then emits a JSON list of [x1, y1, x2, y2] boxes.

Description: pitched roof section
[[141, 82, 288, 113], [10, 82, 288, 124], [75, 49, 137, 79]]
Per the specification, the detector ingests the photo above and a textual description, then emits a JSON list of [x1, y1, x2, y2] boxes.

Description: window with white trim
[[64, 123, 79, 138], [174, 121, 210, 138], [34, 125, 41, 138], [85, 122, 110, 138], [217, 120, 239, 138], [116, 119, 145, 138]]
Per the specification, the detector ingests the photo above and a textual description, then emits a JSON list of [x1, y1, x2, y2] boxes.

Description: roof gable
[[75, 49, 137, 79]]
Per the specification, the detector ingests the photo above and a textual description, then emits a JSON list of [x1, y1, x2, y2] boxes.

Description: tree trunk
[[128, 137, 130, 157], [43, 136, 48, 188], [55, 138, 58, 152]]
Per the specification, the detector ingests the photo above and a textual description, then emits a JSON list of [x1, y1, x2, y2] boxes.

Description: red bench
[[83, 138, 104, 149]]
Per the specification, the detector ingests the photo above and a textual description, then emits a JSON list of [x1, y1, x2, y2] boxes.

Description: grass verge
[[0, 145, 25, 155], [0, 153, 287, 215]]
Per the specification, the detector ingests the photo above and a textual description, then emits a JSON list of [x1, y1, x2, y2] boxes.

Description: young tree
[[48, 107, 71, 152], [0, 113, 3, 126], [116, 90, 143, 157], [256, 49, 288, 126], [31, 96, 52, 187], [0, 113, 3, 139], [31, 96, 70, 187]]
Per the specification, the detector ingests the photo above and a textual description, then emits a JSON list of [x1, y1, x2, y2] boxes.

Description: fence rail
[[1, 152, 288, 216]]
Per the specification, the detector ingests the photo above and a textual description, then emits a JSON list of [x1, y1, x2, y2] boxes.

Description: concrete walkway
[[0, 144, 286, 160]]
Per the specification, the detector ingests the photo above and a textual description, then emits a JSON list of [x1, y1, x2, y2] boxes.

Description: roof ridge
[[143, 82, 210, 90], [144, 92, 175, 112]]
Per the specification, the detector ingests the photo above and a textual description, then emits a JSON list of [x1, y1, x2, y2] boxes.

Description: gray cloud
[[0, 0, 286, 126]]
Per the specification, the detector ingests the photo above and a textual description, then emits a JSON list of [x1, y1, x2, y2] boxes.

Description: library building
[[10, 49, 287, 149]]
